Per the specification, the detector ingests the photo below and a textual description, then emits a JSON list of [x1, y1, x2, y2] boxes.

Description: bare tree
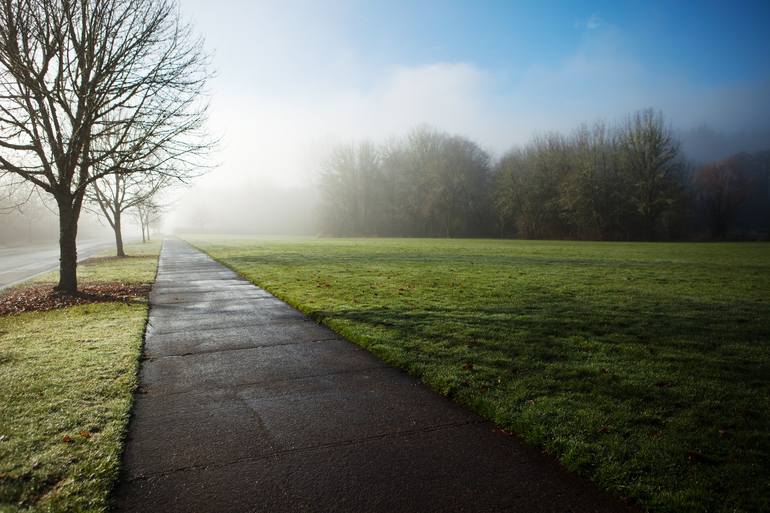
[[88, 171, 170, 256], [495, 134, 572, 239], [319, 141, 380, 236], [618, 109, 683, 239], [320, 128, 492, 238], [134, 193, 164, 243], [559, 122, 630, 240], [0, 0, 210, 293], [695, 156, 750, 238]]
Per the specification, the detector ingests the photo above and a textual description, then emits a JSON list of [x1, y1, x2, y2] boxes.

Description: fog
[[0, 183, 144, 245], [0, 196, 118, 246], [153, 1, 770, 237], [2, 1, 768, 243]]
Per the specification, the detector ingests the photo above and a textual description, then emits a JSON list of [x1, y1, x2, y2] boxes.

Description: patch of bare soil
[[0, 283, 151, 316]]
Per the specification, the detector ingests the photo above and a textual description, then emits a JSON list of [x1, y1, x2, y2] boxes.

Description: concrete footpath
[[114, 239, 637, 513]]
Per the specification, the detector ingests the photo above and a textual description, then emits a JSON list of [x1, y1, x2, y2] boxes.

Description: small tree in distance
[[135, 195, 165, 243], [88, 172, 171, 256]]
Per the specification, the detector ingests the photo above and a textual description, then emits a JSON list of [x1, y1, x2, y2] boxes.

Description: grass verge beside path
[[0, 241, 160, 513], [28, 242, 160, 287], [188, 236, 770, 513]]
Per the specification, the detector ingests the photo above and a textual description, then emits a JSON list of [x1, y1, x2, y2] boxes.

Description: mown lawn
[[28, 242, 161, 286], [188, 236, 770, 513], [0, 241, 159, 513]]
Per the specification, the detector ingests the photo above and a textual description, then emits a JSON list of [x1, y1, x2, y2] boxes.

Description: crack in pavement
[[124, 420, 487, 483], [142, 337, 344, 360], [143, 316, 316, 335], [135, 364, 389, 398]]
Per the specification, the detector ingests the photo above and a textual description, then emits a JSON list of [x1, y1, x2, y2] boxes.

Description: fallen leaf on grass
[[0, 283, 151, 315], [61, 435, 72, 443]]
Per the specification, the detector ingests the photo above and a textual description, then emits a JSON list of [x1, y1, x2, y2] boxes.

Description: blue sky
[[174, 0, 770, 199], [344, 1, 770, 86], [187, 0, 770, 92]]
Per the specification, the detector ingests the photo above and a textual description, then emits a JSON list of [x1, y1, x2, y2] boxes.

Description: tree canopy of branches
[[694, 156, 748, 239], [320, 110, 769, 241], [0, 0, 210, 293], [495, 134, 573, 239], [693, 152, 770, 239], [618, 109, 685, 239], [321, 128, 493, 237]]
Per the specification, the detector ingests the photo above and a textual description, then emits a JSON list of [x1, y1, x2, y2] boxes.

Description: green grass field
[[0, 242, 159, 513], [188, 236, 770, 513]]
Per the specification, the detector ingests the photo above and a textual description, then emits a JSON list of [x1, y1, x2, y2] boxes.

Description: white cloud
[[586, 14, 603, 30], [167, 5, 770, 232], [574, 14, 603, 31]]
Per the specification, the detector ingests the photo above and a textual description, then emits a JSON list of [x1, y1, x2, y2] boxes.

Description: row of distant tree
[[319, 109, 770, 240]]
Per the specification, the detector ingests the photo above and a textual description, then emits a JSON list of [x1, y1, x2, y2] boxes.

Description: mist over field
[[2, 1, 769, 243], [155, 1, 770, 238]]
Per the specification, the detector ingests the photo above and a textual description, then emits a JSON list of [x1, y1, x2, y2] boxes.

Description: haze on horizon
[[3, 0, 770, 240], [160, 0, 770, 235]]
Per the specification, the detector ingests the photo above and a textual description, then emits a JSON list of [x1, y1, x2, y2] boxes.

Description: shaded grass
[[0, 242, 159, 513], [187, 236, 770, 513]]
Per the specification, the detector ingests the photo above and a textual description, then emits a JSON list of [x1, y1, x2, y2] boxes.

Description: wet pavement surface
[[114, 238, 638, 513], [0, 238, 114, 290]]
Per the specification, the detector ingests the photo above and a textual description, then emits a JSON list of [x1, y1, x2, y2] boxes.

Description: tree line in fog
[[319, 109, 770, 240]]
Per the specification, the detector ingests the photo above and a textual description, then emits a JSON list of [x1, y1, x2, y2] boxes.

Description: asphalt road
[[0, 238, 115, 290]]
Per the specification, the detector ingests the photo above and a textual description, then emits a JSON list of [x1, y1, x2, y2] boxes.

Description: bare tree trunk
[[114, 209, 126, 257], [0, 0, 211, 292], [56, 197, 79, 294]]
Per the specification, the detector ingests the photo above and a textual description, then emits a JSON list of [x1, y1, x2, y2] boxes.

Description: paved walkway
[[115, 239, 637, 513]]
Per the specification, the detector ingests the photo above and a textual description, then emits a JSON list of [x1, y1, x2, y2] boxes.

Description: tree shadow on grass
[[308, 290, 770, 409], [305, 294, 770, 513]]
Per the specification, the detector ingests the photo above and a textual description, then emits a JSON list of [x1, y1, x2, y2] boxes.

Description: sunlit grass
[[29, 240, 161, 286], [188, 235, 770, 513], [0, 242, 159, 513]]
